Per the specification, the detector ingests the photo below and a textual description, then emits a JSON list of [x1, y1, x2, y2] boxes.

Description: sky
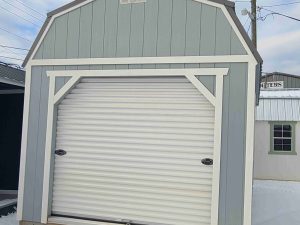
[[0, 0, 299, 74]]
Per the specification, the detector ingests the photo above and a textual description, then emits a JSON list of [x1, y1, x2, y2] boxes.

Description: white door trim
[[17, 66, 32, 220], [41, 68, 228, 224]]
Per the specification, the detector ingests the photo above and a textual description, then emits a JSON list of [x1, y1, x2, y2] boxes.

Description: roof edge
[[47, 0, 235, 17]]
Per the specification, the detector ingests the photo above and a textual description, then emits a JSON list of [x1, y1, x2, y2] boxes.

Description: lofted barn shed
[[18, 0, 262, 225]]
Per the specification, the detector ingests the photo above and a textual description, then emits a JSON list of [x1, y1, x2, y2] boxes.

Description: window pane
[[274, 139, 283, 145], [274, 131, 282, 137], [283, 139, 292, 145], [274, 125, 282, 131], [274, 145, 283, 151], [283, 145, 292, 151], [283, 131, 292, 138], [283, 125, 292, 131]]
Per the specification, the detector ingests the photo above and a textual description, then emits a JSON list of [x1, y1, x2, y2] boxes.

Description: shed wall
[[254, 121, 300, 181], [22, 0, 250, 224], [23, 62, 248, 225], [261, 75, 300, 89]]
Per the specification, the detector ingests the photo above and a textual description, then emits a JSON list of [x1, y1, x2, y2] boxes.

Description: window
[[269, 122, 296, 155]]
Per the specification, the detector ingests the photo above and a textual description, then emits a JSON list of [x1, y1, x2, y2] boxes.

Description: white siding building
[[255, 89, 300, 181]]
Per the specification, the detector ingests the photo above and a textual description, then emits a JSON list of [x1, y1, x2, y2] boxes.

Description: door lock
[[55, 149, 67, 156], [201, 158, 213, 166]]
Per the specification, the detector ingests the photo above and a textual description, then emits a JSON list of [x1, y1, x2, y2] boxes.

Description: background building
[[254, 72, 300, 181], [0, 62, 25, 215]]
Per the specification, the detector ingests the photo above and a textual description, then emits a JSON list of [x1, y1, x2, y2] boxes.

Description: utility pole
[[251, 0, 257, 48]]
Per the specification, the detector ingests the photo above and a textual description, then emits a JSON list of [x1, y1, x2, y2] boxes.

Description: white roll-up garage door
[[52, 76, 216, 225]]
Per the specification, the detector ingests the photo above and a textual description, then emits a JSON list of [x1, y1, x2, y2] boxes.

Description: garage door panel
[[52, 76, 216, 225], [52, 208, 211, 225], [56, 119, 214, 129]]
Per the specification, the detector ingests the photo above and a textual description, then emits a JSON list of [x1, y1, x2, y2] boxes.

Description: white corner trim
[[17, 66, 31, 221], [210, 74, 225, 225], [186, 75, 216, 106], [243, 61, 256, 225], [41, 76, 56, 224], [54, 76, 81, 104], [46, 68, 228, 78], [42, 68, 227, 225], [30, 55, 250, 66]]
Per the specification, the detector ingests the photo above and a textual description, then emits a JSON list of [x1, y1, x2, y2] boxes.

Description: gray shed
[[18, 0, 262, 225]]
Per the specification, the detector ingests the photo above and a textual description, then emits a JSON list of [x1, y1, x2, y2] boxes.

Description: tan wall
[[254, 121, 300, 181]]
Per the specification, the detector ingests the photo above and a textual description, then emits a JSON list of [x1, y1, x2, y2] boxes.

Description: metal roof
[[256, 90, 300, 121], [0, 64, 25, 87], [22, 0, 263, 67]]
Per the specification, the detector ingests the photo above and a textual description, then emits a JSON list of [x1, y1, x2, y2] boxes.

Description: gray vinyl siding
[[23, 63, 248, 225], [23, 0, 250, 224], [34, 0, 246, 61]]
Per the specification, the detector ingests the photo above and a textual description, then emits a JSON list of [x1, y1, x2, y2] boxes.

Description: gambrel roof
[[23, 0, 262, 67]]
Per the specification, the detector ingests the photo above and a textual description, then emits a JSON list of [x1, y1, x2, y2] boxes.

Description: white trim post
[[210, 74, 225, 225], [243, 62, 256, 225], [41, 75, 56, 224], [17, 65, 32, 221]]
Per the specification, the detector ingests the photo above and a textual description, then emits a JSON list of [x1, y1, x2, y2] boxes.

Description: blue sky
[[0, 0, 299, 74]]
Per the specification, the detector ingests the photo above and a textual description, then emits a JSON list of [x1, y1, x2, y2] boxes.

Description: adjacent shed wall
[[22, 0, 251, 225], [261, 74, 300, 89], [254, 121, 300, 181]]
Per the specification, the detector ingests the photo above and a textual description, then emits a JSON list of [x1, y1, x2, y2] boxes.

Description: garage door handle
[[201, 158, 213, 166], [55, 149, 67, 156]]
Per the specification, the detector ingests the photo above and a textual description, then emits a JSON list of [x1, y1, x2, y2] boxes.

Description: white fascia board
[[30, 55, 251, 66]]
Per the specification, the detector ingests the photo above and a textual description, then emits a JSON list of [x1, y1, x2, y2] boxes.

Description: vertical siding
[[142, 0, 158, 69], [34, 0, 247, 61], [25, 1, 251, 224], [261, 75, 300, 89], [129, 3, 145, 69], [23, 67, 42, 222]]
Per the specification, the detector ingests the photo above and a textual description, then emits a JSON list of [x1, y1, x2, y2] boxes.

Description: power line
[[1, 0, 44, 22], [13, 0, 46, 18], [0, 27, 32, 43], [0, 55, 23, 61], [0, 45, 29, 51], [261, 1, 300, 7], [259, 7, 300, 22], [0, 5, 41, 27]]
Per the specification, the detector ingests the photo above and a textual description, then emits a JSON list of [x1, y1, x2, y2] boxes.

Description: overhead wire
[[0, 55, 24, 61], [13, 0, 46, 18], [258, 7, 300, 22], [261, 1, 300, 7], [1, 0, 45, 22], [0, 45, 29, 51], [0, 27, 32, 42], [0, 5, 41, 27]]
